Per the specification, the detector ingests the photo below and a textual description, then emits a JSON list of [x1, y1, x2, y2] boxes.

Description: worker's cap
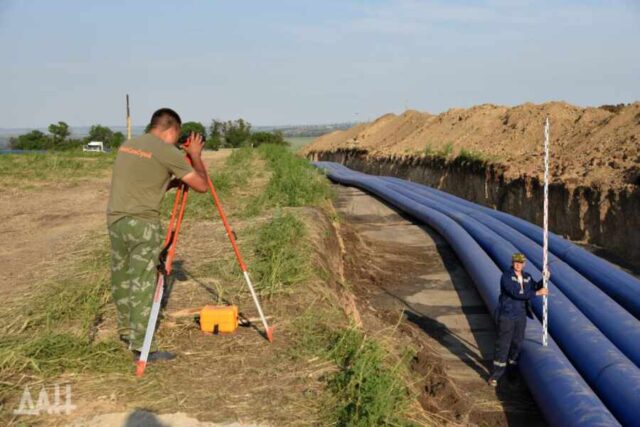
[[512, 253, 526, 263]]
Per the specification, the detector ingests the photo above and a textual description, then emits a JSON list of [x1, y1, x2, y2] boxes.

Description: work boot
[[506, 360, 519, 382], [132, 350, 176, 363]]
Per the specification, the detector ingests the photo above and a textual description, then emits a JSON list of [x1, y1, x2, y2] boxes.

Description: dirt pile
[[301, 102, 640, 190]]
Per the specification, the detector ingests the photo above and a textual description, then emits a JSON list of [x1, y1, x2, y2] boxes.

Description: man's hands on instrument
[[183, 132, 204, 158]]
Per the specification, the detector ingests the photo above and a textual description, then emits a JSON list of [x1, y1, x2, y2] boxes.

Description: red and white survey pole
[[542, 118, 550, 347]]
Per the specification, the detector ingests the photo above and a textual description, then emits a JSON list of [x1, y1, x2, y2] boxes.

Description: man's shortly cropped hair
[[149, 108, 182, 131]]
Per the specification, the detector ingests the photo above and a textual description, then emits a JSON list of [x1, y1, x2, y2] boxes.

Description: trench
[[308, 150, 640, 272], [333, 184, 544, 425]]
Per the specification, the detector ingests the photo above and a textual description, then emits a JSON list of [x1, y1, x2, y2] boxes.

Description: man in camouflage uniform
[[107, 108, 208, 362]]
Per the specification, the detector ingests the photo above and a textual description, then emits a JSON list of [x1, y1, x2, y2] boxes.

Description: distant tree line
[[10, 122, 124, 151], [172, 119, 289, 151], [10, 118, 289, 151], [268, 122, 356, 137]]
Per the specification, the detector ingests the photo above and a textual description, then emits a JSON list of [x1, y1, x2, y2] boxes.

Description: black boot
[[132, 350, 176, 362]]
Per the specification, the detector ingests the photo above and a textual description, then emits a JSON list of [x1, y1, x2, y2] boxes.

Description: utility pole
[[126, 94, 132, 140]]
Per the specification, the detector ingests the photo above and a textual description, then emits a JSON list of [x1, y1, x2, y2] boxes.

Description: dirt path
[[0, 150, 230, 302], [333, 185, 544, 425], [0, 179, 111, 300]]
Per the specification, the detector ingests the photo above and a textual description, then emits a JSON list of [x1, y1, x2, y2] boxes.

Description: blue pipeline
[[314, 162, 620, 426]]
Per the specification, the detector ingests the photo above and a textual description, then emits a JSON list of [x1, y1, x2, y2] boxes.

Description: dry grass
[[0, 146, 426, 426], [0, 152, 115, 190]]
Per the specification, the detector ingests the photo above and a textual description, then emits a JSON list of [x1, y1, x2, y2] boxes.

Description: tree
[[181, 121, 207, 139], [207, 120, 223, 150], [112, 132, 125, 148], [48, 121, 71, 145], [10, 130, 51, 150], [86, 124, 113, 144], [222, 118, 251, 148], [251, 130, 289, 147], [85, 125, 124, 149]]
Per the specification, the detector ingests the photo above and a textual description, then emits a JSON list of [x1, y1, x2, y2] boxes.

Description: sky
[[0, 0, 639, 128]]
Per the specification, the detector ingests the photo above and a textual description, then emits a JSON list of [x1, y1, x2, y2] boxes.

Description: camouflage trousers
[[108, 217, 162, 352]]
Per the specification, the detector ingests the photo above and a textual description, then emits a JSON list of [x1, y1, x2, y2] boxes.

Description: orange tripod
[[136, 159, 274, 377]]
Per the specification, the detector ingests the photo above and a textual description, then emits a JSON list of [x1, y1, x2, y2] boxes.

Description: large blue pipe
[[386, 181, 640, 369], [380, 181, 640, 425], [384, 176, 640, 320], [315, 162, 619, 426]]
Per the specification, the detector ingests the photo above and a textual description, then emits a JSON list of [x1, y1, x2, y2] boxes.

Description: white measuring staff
[[542, 117, 550, 347]]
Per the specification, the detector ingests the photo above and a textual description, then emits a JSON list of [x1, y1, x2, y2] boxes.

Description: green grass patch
[[189, 212, 310, 299], [0, 236, 130, 381], [161, 147, 255, 221], [246, 144, 332, 216], [252, 212, 309, 296], [330, 329, 413, 426], [454, 148, 489, 169], [211, 146, 255, 197], [290, 310, 414, 426], [423, 142, 454, 160], [0, 151, 116, 188], [0, 334, 127, 376]]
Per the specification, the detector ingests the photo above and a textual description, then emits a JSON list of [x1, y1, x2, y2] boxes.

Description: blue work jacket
[[497, 268, 543, 320]]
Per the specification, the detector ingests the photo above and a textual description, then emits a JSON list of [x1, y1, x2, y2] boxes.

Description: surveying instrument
[[135, 137, 274, 377]]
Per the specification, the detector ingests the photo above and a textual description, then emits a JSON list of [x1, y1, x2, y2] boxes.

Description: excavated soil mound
[[301, 102, 640, 190]]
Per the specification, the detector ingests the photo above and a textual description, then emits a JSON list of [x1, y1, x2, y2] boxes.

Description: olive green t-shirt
[[107, 134, 193, 226]]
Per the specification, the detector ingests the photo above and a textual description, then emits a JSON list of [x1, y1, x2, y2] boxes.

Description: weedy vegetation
[[0, 151, 116, 189], [0, 236, 130, 391], [1, 145, 419, 426]]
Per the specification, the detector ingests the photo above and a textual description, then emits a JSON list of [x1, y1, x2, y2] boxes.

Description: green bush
[[251, 131, 289, 147], [454, 148, 488, 169]]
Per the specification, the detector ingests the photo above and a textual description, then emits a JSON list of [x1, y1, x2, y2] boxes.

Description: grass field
[[0, 151, 115, 189], [0, 146, 421, 426]]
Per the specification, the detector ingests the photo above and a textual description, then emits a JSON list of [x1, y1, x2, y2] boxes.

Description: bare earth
[[301, 102, 640, 190], [0, 150, 231, 302]]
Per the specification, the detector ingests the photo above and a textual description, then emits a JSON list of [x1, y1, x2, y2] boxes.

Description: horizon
[[1, 98, 636, 132]]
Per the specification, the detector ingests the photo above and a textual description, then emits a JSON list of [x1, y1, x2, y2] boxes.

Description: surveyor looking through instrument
[[106, 108, 208, 363], [488, 252, 549, 387]]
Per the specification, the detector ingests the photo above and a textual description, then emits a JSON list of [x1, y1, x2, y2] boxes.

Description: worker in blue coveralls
[[488, 252, 549, 386]]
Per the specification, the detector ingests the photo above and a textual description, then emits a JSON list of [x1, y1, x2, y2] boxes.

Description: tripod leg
[[135, 185, 189, 376], [136, 273, 165, 377], [205, 175, 274, 342]]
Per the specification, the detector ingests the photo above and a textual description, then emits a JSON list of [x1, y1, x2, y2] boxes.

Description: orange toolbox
[[200, 305, 238, 334]]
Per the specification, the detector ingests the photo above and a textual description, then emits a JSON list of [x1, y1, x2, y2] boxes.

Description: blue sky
[[0, 0, 638, 128]]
